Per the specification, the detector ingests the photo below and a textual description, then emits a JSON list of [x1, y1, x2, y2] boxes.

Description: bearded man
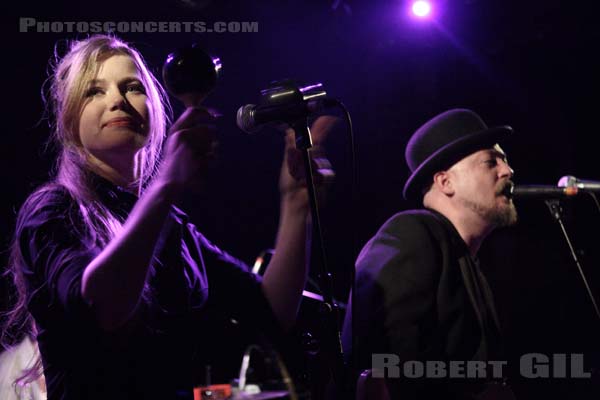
[[343, 109, 518, 399]]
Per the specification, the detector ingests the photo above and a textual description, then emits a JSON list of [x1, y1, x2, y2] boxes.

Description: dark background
[[2, 0, 600, 398]]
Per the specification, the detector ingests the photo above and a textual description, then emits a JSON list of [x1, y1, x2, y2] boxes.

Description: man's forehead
[[446, 144, 507, 172], [492, 143, 506, 156], [473, 143, 507, 159]]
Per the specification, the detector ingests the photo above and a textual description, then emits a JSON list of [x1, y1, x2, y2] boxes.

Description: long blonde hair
[[1, 34, 172, 390], [51, 34, 171, 242]]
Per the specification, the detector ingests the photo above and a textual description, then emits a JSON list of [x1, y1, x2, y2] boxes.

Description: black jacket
[[18, 175, 280, 400], [342, 209, 503, 399]]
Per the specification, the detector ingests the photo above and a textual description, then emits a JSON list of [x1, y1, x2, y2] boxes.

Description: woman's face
[[78, 54, 150, 165]]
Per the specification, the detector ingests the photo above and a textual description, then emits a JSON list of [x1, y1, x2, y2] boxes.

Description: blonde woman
[[2, 34, 334, 400]]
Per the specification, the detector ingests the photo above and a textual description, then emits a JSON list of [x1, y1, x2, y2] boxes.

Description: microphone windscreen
[[557, 175, 577, 187], [236, 104, 258, 134]]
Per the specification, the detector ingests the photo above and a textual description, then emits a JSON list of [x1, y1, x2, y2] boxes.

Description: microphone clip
[[259, 79, 328, 108], [237, 80, 336, 135]]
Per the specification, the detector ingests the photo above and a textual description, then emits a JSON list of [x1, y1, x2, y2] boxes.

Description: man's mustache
[[498, 181, 515, 197]]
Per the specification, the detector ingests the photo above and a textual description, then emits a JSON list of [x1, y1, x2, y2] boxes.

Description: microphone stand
[[290, 118, 345, 393], [544, 199, 600, 322]]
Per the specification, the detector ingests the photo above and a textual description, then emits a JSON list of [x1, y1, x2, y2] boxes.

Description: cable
[[237, 344, 298, 400], [331, 99, 357, 294], [588, 192, 600, 215]]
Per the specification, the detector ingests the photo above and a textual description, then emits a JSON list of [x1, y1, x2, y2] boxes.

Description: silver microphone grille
[[236, 104, 259, 134], [557, 175, 577, 188]]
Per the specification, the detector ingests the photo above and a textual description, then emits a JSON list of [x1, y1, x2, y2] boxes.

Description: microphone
[[236, 81, 337, 134], [558, 175, 600, 190], [511, 185, 579, 199], [237, 99, 337, 134]]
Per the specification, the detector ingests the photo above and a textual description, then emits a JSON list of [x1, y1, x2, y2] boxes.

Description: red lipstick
[[104, 117, 138, 129]]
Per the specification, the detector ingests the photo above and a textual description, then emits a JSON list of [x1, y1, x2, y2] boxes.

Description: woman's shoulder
[[26, 182, 70, 203], [17, 182, 76, 227]]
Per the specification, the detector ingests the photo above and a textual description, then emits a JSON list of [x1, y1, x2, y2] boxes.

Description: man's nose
[[499, 159, 514, 178]]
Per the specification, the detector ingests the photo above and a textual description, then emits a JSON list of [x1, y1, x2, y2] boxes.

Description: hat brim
[[403, 126, 513, 201]]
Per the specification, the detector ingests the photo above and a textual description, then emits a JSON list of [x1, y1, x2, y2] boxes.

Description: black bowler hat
[[403, 109, 513, 201]]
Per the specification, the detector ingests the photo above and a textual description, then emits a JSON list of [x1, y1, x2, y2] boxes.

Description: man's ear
[[432, 170, 454, 195]]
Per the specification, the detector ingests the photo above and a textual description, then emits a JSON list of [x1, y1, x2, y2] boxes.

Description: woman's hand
[[158, 107, 218, 198], [278, 115, 338, 212]]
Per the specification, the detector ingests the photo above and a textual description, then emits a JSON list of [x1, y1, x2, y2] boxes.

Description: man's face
[[447, 144, 517, 227]]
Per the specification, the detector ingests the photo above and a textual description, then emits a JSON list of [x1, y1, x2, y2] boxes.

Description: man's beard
[[461, 197, 518, 227]]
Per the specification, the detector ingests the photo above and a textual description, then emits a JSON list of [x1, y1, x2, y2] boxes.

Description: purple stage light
[[411, 1, 432, 18]]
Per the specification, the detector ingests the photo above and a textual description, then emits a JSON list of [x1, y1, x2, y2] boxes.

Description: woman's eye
[[85, 87, 104, 97], [126, 83, 145, 93], [485, 160, 498, 167]]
